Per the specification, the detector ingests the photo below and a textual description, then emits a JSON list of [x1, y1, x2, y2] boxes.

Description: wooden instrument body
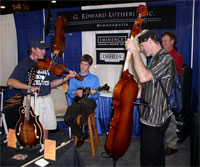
[[105, 70, 138, 158], [15, 106, 44, 149], [15, 66, 44, 150], [37, 56, 68, 76]]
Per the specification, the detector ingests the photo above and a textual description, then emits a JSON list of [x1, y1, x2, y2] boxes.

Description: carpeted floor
[[77, 132, 191, 167]]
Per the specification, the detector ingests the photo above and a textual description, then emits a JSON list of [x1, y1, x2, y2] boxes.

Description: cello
[[105, 5, 148, 161], [15, 66, 44, 149]]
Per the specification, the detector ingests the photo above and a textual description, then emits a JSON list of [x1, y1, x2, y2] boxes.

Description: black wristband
[[62, 75, 68, 84]]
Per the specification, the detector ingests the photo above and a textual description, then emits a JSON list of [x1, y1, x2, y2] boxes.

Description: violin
[[37, 57, 84, 81], [105, 5, 148, 161]]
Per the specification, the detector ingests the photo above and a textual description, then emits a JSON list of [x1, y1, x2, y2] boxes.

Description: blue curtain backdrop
[[10, 0, 200, 117], [14, 11, 44, 62]]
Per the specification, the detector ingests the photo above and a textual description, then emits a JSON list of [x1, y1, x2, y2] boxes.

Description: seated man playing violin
[[64, 54, 100, 148], [7, 38, 76, 144]]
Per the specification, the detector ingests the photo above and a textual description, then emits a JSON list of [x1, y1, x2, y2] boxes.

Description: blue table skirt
[[94, 96, 140, 137], [58, 96, 141, 137]]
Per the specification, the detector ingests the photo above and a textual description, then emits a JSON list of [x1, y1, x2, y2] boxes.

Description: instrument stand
[[16, 142, 24, 152], [0, 86, 9, 143], [39, 144, 44, 153], [35, 143, 44, 155], [15, 142, 43, 153]]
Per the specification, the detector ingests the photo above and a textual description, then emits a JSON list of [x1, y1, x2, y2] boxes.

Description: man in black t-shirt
[[8, 38, 76, 141]]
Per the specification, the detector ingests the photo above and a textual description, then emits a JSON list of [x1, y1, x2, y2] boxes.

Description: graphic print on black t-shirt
[[33, 69, 50, 87], [31, 69, 52, 96]]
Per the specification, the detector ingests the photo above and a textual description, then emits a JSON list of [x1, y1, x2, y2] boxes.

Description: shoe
[[165, 148, 177, 156], [76, 132, 89, 148]]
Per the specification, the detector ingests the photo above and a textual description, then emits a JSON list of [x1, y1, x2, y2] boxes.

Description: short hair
[[161, 31, 177, 46], [80, 54, 93, 65]]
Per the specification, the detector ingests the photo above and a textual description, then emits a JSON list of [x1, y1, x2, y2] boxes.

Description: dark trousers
[[140, 117, 171, 166], [64, 98, 96, 139]]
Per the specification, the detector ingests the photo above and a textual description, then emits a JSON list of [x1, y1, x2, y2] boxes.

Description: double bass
[[105, 5, 148, 161], [15, 66, 44, 149]]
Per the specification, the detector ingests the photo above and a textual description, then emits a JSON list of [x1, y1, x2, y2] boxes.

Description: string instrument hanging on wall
[[52, 16, 67, 57], [15, 66, 44, 149], [105, 5, 148, 161]]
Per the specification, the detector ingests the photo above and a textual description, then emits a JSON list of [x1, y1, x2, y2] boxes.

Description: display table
[[1, 135, 84, 167]]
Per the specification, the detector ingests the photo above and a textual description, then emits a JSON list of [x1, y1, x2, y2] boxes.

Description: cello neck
[[123, 35, 135, 72], [123, 4, 148, 81], [123, 50, 132, 72]]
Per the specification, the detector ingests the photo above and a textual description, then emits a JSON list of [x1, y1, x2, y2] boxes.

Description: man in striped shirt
[[126, 30, 176, 166]]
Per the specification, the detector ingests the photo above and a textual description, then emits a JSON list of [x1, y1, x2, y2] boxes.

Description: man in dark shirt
[[8, 38, 76, 142]]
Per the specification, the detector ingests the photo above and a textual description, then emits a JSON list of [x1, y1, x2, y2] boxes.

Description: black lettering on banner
[[96, 33, 128, 48], [96, 50, 126, 65]]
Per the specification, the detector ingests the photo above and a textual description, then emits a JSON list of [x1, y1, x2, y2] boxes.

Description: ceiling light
[[0, 5, 6, 9], [51, 0, 56, 3]]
